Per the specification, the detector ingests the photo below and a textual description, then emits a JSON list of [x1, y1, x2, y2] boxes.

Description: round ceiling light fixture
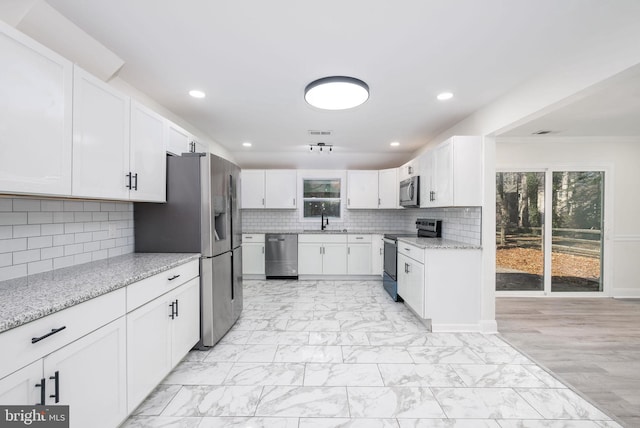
[[437, 92, 453, 101], [189, 90, 206, 99], [304, 76, 369, 110], [390, 141, 400, 147], [242, 142, 252, 147]]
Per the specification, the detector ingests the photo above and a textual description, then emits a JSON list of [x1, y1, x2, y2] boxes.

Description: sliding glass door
[[496, 169, 605, 294]]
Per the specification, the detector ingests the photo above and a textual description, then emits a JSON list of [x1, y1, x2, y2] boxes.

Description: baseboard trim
[[612, 288, 640, 298]]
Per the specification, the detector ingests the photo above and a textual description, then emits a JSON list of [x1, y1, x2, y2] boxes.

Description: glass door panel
[[496, 172, 545, 291], [551, 171, 604, 292]]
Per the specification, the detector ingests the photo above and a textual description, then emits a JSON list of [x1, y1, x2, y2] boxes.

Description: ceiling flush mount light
[[309, 142, 333, 152], [189, 90, 206, 99], [305, 76, 369, 110], [390, 141, 400, 147], [437, 92, 453, 101], [242, 142, 252, 147]]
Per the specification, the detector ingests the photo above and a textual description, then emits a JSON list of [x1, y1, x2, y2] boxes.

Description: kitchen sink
[[302, 229, 348, 234]]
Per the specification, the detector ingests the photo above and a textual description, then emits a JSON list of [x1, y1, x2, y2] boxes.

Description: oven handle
[[383, 238, 397, 245]]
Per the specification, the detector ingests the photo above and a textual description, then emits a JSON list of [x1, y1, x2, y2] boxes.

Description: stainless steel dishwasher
[[265, 233, 298, 279]]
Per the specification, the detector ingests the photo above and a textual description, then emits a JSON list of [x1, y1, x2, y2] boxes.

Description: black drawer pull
[[32, 326, 66, 344], [168, 274, 181, 281], [169, 302, 176, 319], [35, 378, 45, 405], [49, 371, 60, 403]]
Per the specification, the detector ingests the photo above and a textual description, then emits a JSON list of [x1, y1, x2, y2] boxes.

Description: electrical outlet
[[108, 223, 117, 238]]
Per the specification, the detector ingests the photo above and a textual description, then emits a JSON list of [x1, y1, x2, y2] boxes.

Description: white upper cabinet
[[378, 168, 399, 209], [347, 170, 379, 209], [166, 122, 191, 156], [241, 169, 266, 209], [130, 101, 167, 202], [265, 170, 297, 209], [0, 22, 73, 196], [421, 136, 482, 207], [398, 159, 419, 182], [72, 66, 131, 200]]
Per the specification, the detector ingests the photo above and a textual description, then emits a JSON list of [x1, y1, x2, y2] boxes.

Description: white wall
[[497, 137, 640, 297]]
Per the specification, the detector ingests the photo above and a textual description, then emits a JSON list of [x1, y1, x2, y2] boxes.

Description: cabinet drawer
[[126, 260, 199, 312], [0, 288, 126, 379], [348, 234, 372, 243], [398, 242, 424, 264], [242, 234, 265, 243], [298, 234, 347, 243]]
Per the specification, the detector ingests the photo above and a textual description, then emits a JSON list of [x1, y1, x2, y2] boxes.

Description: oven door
[[383, 238, 398, 280]]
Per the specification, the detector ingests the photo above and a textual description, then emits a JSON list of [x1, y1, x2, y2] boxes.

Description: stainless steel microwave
[[399, 176, 420, 207]]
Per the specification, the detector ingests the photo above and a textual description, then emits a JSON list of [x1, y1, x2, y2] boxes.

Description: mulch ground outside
[[496, 247, 600, 279]]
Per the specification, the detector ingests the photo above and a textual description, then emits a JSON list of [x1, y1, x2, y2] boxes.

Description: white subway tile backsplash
[[27, 236, 52, 249], [0, 197, 135, 280], [13, 225, 41, 238], [13, 199, 41, 212]]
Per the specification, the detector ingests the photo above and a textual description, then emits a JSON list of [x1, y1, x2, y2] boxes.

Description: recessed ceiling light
[[437, 92, 453, 101], [242, 142, 252, 147], [304, 76, 369, 110], [189, 90, 206, 99], [390, 141, 400, 147]]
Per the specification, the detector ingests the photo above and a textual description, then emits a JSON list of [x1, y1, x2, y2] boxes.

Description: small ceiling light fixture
[[437, 92, 453, 101], [390, 141, 400, 147], [189, 90, 206, 99], [305, 76, 369, 110], [309, 142, 333, 152], [242, 142, 252, 147]]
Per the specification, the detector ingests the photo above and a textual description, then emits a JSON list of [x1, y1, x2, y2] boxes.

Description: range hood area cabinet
[[0, 22, 169, 203], [240, 169, 297, 209], [419, 136, 483, 208]]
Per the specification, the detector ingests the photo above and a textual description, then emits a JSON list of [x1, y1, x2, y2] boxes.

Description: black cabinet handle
[[35, 378, 45, 405], [132, 173, 138, 191], [126, 172, 132, 189], [169, 302, 175, 319], [49, 371, 59, 403], [168, 274, 180, 281], [174, 299, 179, 317], [32, 326, 66, 344]]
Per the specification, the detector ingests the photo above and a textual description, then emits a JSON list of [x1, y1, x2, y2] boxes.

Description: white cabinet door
[[265, 170, 297, 209], [241, 170, 266, 209], [130, 100, 166, 202], [397, 253, 425, 317], [419, 150, 435, 208], [371, 234, 384, 276], [126, 294, 172, 411], [0, 23, 73, 196], [347, 244, 371, 275], [347, 170, 379, 209], [298, 243, 323, 275], [0, 360, 42, 405], [242, 243, 265, 275], [322, 243, 347, 275], [378, 168, 398, 209], [44, 317, 127, 428], [166, 121, 191, 156], [433, 141, 454, 207], [72, 66, 130, 200], [169, 278, 200, 364]]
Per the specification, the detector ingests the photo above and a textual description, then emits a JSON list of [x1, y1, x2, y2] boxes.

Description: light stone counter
[[0, 253, 200, 333], [397, 237, 481, 250]]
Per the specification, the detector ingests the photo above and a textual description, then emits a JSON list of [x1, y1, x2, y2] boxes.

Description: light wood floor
[[496, 297, 640, 428]]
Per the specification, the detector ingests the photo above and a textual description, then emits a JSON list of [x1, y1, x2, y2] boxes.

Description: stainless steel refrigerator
[[134, 153, 242, 347]]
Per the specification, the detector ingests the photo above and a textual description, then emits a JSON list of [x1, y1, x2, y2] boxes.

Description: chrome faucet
[[321, 212, 329, 231]]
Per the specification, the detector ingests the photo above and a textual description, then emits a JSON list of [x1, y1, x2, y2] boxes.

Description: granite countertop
[[0, 253, 200, 333], [243, 230, 415, 235], [397, 237, 482, 250]]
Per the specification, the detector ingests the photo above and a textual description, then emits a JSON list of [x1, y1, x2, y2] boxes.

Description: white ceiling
[[41, 0, 640, 168]]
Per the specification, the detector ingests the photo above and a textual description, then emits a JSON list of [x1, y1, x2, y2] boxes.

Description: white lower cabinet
[[371, 234, 384, 276], [127, 277, 200, 412], [242, 234, 265, 275], [397, 252, 425, 317], [0, 318, 128, 428], [298, 235, 347, 275], [347, 234, 372, 275]]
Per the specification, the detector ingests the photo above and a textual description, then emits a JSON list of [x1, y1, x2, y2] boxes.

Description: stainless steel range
[[383, 219, 442, 301]]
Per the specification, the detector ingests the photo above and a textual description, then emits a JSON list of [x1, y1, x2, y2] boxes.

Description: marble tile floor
[[121, 280, 622, 428]]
